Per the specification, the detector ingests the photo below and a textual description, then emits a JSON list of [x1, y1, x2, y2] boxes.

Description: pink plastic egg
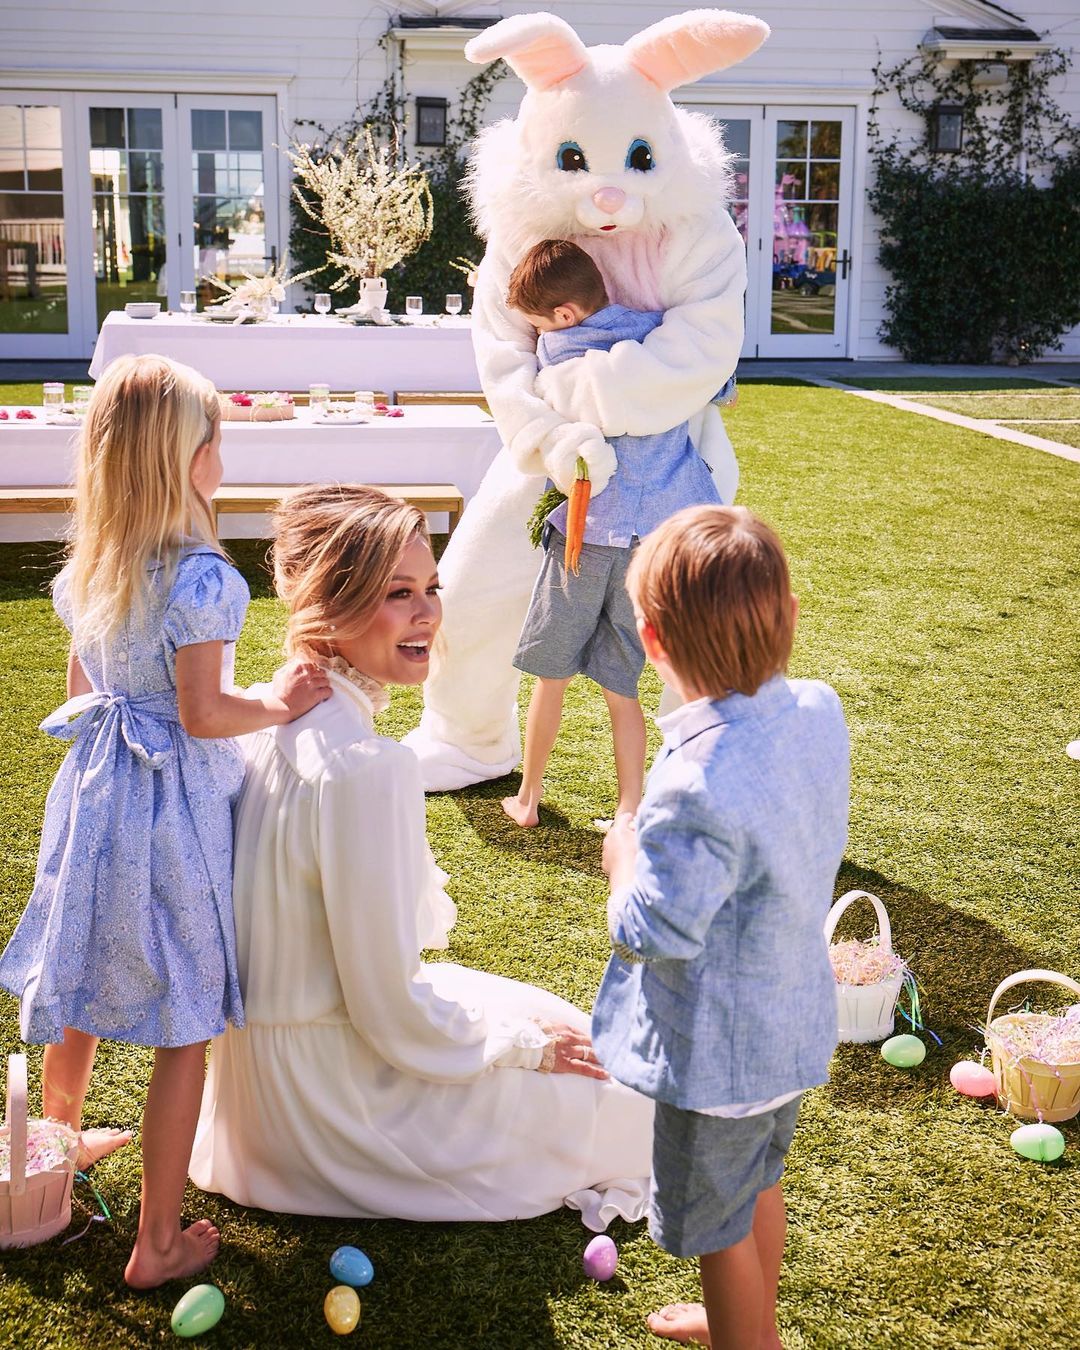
[[583, 1234, 618, 1281], [949, 1061, 997, 1098]]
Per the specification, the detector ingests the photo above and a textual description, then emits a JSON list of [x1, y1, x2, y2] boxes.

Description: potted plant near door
[[287, 130, 434, 318]]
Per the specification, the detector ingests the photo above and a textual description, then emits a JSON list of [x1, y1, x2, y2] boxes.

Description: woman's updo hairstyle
[[272, 484, 428, 657]]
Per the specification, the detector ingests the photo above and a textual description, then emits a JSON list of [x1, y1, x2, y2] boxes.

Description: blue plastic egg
[[583, 1234, 618, 1281], [1010, 1123, 1066, 1163], [880, 1034, 926, 1068], [329, 1245, 374, 1288], [170, 1284, 225, 1338]]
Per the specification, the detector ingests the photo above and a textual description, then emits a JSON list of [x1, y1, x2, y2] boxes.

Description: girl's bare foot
[[501, 794, 540, 828], [647, 1302, 711, 1345], [76, 1127, 133, 1169], [124, 1218, 220, 1289]]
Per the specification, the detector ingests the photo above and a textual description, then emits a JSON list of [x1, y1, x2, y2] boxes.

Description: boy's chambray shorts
[[513, 525, 644, 699], [649, 1095, 803, 1257]]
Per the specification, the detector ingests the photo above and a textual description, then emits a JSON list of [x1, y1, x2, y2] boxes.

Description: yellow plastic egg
[[324, 1284, 361, 1335]]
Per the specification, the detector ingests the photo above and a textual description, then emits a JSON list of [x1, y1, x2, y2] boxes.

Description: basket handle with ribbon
[[823, 890, 893, 950], [986, 968, 1080, 1026], [5, 1053, 28, 1197]]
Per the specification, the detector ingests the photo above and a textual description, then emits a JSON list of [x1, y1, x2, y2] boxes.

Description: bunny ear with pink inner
[[625, 9, 770, 92], [464, 13, 588, 91]]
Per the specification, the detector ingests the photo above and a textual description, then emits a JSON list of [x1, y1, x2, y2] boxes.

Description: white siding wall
[[2, 0, 1078, 358]]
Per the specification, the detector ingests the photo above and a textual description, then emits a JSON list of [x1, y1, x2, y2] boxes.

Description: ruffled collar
[[320, 655, 391, 714]]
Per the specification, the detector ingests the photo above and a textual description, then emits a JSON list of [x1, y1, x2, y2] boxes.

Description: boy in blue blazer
[[592, 504, 849, 1349]]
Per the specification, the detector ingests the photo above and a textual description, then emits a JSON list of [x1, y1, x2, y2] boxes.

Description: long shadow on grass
[[826, 860, 1044, 1113], [452, 776, 605, 877]]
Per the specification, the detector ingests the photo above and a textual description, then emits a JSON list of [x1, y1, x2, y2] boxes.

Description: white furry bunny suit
[[404, 9, 769, 790]]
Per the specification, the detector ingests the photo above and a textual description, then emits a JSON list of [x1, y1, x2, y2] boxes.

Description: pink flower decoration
[[374, 403, 388, 412], [0, 410, 8, 420], [230, 392, 253, 407], [16, 408, 36, 419], [386, 407, 404, 418]]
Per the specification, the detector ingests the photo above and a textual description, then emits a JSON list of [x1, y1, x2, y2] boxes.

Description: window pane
[[129, 150, 163, 194], [93, 192, 166, 325], [722, 118, 750, 160], [0, 147, 24, 190], [24, 106, 62, 149], [0, 106, 22, 148], [772, 201, 837, 336], [810, 121, 841, 158], [26, 147, 63, 192], [775, 120, 807, 158], [776, 162, 805, 198], [192, 109, 227, 150], [0, 192, 68, 333], [90, 106, 125, 148], [228, 110, 261, 149], [809, 162, 839, 201], [91, 148, 128, 196], [127, 107, 163, 150]]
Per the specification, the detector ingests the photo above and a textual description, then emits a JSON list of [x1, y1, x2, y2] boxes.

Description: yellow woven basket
[[985, 969, 1080, 1123], [0, 1054, 79, 1248]]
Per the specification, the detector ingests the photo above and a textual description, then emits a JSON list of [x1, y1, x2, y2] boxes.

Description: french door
[[0, 90, 280, 359], [702, 104, 856, 359]]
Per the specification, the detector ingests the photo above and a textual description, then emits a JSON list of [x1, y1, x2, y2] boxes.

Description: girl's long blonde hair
[[65, 354, 222, 642], [271, 485, 428, 658]]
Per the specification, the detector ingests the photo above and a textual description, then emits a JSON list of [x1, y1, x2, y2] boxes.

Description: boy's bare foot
[[647, 1302, 711, 1345], [76, 1127, 133, 1169], [124, 1219, 220, 1289], [501, 794, 540, 828]]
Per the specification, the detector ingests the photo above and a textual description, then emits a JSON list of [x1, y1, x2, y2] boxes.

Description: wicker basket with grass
[[824, 890, 907, 1044], [0, 1054, 79, 1248], [985, 969, 1080, 1123]]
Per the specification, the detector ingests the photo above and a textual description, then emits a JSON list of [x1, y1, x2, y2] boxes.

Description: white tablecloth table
[[88, 313, 481, 395], [0, 404, 501, 541]]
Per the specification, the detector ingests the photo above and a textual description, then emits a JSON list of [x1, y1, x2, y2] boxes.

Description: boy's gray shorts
[[513, 525, 644, 699], [649, 1095, 803, 1257]]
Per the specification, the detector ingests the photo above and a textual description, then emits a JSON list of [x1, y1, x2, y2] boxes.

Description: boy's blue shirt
[[539, 304, 723, 547], [591, 676, 850, 1110]]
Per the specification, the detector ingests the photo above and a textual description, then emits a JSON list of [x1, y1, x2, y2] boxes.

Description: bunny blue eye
[[626, 139, 655, 172], [556, 141, 589, 173]]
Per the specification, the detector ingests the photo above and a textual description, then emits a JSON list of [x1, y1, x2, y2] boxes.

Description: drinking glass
[[180, 290, 197, 315], [353, 390, 375, 417], [444, 293, 463, 317], [72, 386, 93, 415], [405, 296, 423, 319], [42, 382, 64, 417], [308, 383, 331, 415], [314, 293, 332, 316]]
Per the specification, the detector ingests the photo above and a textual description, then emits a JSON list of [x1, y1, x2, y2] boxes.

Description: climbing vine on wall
[[868, 47, 1080, 362], [289, 32, 506, 313]]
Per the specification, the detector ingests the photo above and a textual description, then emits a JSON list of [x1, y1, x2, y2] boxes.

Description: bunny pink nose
[[592, 187, 626, 215]]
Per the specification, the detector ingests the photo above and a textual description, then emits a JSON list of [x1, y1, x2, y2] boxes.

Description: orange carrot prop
[[564, 457, 591, 576]]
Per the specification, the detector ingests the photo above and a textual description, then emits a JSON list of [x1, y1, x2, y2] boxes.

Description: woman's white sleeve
[[316, 741, 545, 1081]]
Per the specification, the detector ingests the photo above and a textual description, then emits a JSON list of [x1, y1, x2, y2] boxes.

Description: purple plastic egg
[[949, 1061, 998, 1098], [583, 1234, 618, 1282]]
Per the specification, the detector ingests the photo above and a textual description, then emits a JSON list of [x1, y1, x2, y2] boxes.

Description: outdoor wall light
[[415, 97, 448, 147], [930, 103, 964, 152]]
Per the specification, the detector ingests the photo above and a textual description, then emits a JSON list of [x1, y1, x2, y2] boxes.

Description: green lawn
[[1, 384, 1078, 1348], [904, 393, 1080, 421], [1000, 422, 1080, 449]]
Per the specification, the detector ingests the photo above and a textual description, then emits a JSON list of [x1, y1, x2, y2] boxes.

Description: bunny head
[[465, 10, 768, 250]]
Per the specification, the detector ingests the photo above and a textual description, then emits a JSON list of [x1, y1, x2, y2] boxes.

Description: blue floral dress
[[0, 545, 249, 1047]]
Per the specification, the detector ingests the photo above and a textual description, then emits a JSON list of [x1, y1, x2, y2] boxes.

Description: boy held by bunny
[[592, 504, 849, 1349], [0, 355, 330, 1287], [501, 239, 731, 830]]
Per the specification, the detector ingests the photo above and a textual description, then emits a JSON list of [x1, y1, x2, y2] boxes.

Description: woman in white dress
[[190, 485, 652, 1228]]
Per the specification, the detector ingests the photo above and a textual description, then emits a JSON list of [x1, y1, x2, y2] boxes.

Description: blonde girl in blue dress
[[0, 355, 330, 1287]]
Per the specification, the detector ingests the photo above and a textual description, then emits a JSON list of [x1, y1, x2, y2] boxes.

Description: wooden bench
[[394, 390, 488, 409], [0, 483, 466, 535]]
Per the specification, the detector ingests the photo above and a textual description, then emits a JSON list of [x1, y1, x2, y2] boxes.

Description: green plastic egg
[[171, 1284, 225, 1338], [324, 1284, 361, 1335], [1010, 1123, 1066, 1163], [880, 1034, 926, 1068]]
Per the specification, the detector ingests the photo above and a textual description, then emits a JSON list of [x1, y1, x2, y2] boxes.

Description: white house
[[1, 0, 1077, 362]]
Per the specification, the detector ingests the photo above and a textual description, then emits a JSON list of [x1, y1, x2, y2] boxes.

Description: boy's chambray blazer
[[592, 677, 849, 1110]]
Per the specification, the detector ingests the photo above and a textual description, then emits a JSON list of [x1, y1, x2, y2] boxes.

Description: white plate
[[124, 302, 161, 319], [313, 408, 371, 425]]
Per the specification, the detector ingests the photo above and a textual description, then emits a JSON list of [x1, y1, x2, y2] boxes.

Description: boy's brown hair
[[627, 505, 796, 697], [506, 239, 607, 318]]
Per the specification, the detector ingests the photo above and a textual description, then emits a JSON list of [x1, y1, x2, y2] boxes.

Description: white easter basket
[[824, 891, 905, 1044], [0, 1054, 79, 1248]]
